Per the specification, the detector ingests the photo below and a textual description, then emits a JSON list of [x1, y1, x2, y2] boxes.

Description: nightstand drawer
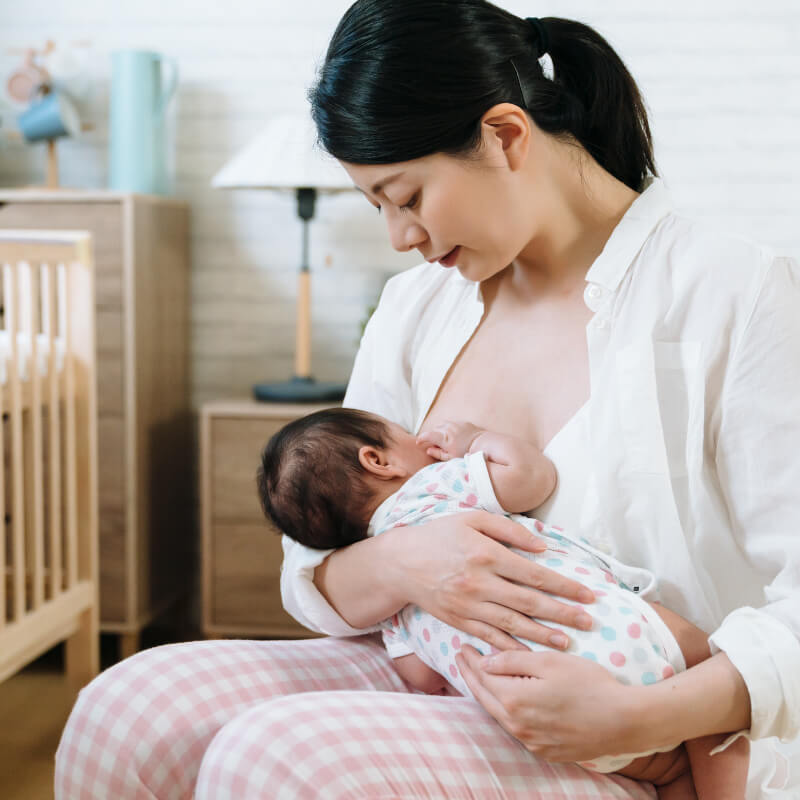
[[201, 400, 336, 638], [211, 416, 292, 522]]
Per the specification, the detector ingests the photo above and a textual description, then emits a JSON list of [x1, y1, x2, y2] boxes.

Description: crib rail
[[0, 230, 98, 688]]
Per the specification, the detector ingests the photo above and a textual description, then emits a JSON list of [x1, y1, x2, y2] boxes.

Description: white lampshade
[[211, 113, 354, 192]]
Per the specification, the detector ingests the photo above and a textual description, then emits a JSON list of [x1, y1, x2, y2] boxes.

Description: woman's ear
[[479, 103, 531, 172], [358, 445, 408, 480]]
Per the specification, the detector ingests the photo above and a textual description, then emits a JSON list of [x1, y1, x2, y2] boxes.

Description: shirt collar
[[584, 175, 674, 294]]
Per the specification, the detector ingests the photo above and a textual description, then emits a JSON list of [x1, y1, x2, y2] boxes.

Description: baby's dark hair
[[256, 407, 395, 550]]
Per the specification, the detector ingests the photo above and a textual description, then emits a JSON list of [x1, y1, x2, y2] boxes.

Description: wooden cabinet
[[0, 191, 191, 657], [201, 400, 333, 638]]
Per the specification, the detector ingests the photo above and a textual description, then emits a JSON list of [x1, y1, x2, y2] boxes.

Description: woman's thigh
[[196, 691, 656, 800], [55, 634, 408, 800]]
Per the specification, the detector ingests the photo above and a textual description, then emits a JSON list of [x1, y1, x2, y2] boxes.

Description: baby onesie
[[368, 451, 686, 773]]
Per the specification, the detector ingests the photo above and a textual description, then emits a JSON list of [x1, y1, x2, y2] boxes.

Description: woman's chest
[[418, 303, 592, 450]]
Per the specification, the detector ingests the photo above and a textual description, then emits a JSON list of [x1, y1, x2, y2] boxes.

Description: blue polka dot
[[453, 480, 463, 492], [601, 626, 617, 641], [402, 628, 410, 639], [633, 647, 648, 663], [581, 651, 598, 661], [545, 558, 563, 567], [440, 642, 449, 656], [653, 644, 662, 656], [619, 607, 634, 615], [434, 503, 448, 513], [414, 607, 422, 620], [642, 672, 657, 685]]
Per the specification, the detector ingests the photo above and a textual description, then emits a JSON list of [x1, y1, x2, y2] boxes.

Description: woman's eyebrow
[[352, 172, 405, 197]]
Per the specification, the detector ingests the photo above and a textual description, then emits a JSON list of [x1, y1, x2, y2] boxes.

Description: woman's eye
[[399, 194, 419, 212]]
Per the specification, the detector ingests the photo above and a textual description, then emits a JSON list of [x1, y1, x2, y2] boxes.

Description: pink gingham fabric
[[55, 634, 656, 799]]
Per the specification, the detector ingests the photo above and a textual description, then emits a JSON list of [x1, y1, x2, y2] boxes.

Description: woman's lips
[[439, 246, 461, 267]]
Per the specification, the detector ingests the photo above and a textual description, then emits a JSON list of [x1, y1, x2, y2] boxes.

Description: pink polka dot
[[451, 635, 461, 650], [593, 589, 607, 597], [464, 473, 470, 482], [423, 629, 431, 642], [604, 571, 616, 583], [425, 483, 439, 492], [662, 666, 675, 679], [575, 566, 591, 575], [459, 494, 478, 508], [534, 520, 544, 532], [641, 613, 649, 622], [627, 623, 641, 639], [449, 663, 459, 678], [610, 652, 626, 667]]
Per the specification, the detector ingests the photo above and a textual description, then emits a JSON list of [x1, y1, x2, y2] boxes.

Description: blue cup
[[18, 92, 81, 142], [109, 50, 178, 195]]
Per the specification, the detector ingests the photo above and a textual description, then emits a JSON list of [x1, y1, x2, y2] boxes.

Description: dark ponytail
[[309, 0, 657, 191]]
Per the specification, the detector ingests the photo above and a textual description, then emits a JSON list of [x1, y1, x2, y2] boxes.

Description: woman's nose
[[387, 216, 427, 253]]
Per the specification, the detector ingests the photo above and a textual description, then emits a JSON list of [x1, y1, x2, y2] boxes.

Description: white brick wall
[[1, 0, 798, 407]]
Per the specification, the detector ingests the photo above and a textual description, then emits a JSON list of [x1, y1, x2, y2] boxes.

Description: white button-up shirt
[[280, 177, 800, 795]]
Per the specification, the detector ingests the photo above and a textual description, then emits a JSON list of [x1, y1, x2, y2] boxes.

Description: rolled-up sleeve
[[710, 254, 800, 742]]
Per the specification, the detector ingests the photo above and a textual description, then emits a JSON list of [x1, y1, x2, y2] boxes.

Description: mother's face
[[341, 109, 541, 284]]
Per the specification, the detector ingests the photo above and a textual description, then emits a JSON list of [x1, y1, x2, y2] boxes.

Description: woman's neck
[[502, 144, 641, 303]]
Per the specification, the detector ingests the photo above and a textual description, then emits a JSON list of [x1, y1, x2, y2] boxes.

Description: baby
[[257, 407, 748, 799]]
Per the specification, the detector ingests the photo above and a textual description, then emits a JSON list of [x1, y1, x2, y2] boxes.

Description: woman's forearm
[[313, 529, 410, 628], [627, 652, 751, 751]]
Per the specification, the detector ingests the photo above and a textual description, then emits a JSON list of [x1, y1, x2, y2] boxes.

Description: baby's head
[[256, 408, 435, 550]]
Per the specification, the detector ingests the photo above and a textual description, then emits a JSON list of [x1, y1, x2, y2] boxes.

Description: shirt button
[[586, 285, 602, 300]]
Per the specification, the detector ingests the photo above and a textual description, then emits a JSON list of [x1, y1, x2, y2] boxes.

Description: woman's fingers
[[469, 511, 548, 554], [477, 597, 592, 648], [452, 617, 530, 653], [455, 646, 514, 724], [495, 550, 595, 606]]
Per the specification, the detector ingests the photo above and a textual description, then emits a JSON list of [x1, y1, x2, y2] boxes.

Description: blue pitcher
[[109, 50, 178, 195]]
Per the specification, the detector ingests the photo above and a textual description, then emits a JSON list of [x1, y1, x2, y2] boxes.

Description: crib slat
[[0, 331, 5, 628], [25, 263, 45, 609], [4, 264, 27, 621], [44, 264, 62, 597], [61, 262, 79, 589]]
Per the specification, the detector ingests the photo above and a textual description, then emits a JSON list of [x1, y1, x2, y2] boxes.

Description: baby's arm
[[417, 421, 556, 512]]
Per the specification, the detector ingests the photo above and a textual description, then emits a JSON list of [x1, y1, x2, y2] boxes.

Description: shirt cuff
[[708, 606, 800, 742], [280, 535, 383, 637], [464, 450, 507, 514]]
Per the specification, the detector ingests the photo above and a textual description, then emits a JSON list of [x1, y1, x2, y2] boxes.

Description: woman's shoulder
[[651, 212, 780, 287]]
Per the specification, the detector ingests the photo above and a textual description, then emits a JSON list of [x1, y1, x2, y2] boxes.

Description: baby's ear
[[358, 445, 406, 479]]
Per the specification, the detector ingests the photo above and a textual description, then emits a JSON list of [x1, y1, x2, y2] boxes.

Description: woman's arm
[[454, 644, 751, 763], [313, 511, 596, 649]]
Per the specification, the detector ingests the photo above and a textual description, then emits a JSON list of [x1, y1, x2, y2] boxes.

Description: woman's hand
[[455, 644, 642, 762], [386, 511, 595, 652]]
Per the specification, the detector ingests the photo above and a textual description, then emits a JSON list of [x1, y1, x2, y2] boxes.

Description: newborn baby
[[257, 407, 747, 798]]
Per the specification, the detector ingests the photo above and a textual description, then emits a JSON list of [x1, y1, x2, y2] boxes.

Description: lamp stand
[[253, 188, 348, 403]]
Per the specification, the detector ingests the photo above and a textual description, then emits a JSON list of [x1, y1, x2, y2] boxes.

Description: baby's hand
[[416, 421, 483, 461]]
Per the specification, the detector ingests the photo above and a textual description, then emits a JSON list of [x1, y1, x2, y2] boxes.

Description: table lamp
[[211, 113, 355, 402]]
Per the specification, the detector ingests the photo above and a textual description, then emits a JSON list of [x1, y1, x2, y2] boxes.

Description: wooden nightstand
[[200, 399, 337, 638]]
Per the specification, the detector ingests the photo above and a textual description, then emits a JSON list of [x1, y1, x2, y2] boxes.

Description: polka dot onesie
[[368, 451, 687, 773]]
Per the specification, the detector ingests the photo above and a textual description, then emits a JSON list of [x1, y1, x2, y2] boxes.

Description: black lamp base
[[253, 375, 347, 403]]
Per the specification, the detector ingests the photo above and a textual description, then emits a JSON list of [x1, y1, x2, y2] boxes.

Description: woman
[[56, 2, 799, 797]]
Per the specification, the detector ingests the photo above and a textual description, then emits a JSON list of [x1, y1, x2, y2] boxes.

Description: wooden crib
[[0, 230, 99, 690]]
